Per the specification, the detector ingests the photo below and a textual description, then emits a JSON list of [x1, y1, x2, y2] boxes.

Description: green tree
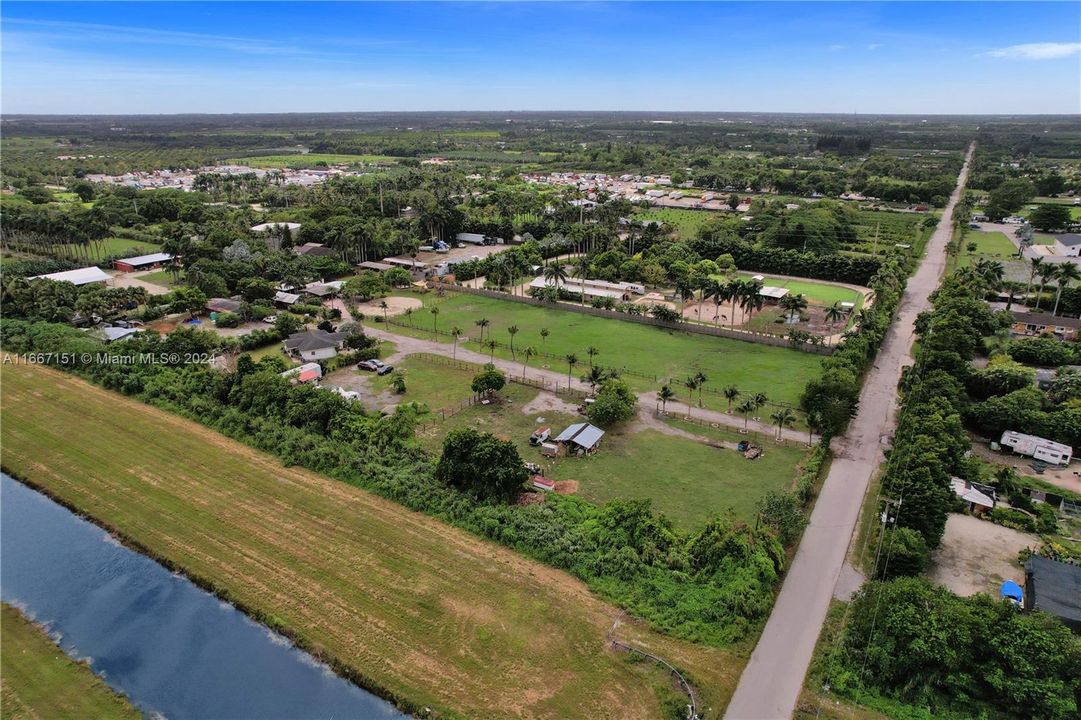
[[564, 353, 578, 389], [435, 428, 528, 503], [659, 384, 675, 413], [586, 379, 638, 426], [507, 324, 519, 359], [1029, 204, 1072, 231], [471, 364, 506, 396], [723, 385, 740, 412]]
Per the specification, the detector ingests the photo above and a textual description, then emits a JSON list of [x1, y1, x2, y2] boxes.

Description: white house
[[282, 329, 348, 361], [1053, 234, 1081, 258]]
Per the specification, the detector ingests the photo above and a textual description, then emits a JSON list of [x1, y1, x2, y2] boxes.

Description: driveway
[[725, 142, 976, 720]]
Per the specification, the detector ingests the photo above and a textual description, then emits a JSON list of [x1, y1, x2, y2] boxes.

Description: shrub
[[214, 312, 241, 328], [435, 428, 528, 503]]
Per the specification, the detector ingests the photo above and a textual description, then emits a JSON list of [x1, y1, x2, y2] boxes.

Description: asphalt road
[[724, 143, 975, 720]]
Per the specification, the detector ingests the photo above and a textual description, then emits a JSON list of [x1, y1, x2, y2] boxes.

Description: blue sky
[[2, 2, 1079, 115]]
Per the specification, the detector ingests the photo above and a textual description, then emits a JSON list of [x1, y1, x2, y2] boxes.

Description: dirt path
[[109, 270, 170, 295], [725, 142, 976, 720], [640, 391, 814, 445], [929, 513, 1037, 597]]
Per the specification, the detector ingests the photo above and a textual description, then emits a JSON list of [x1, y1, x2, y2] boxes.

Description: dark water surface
[[1, 473, 405, 719]]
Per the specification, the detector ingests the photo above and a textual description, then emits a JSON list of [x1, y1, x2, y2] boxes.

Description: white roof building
[[30, 266, 111, 286]]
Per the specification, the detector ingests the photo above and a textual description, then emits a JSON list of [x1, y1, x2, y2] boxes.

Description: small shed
[[357, 261, 395, 273], [274, 291, 301, 307], [554, 423, 605, 455], [206, 297, 243, 314], [280, 362, 322, 384]]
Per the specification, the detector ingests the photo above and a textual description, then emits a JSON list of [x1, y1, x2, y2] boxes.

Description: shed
[[293, 242, 338, 258], [357, 261, 395, 273], [759, 286, 790, 302], [280, 362, 322, 384], [950, 476, 995, 513], [1024, 555, 1081, 631], [30, 266, 111, 286], [206, 297, 243, 314], [554, 423, 605, 454], [92, 326, 141, 343], [274, 291, 301, 306], [113, 252, 173, 273]]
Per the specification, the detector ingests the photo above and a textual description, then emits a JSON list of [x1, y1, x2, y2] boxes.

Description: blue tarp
[[1001, 580, 1023, 602]]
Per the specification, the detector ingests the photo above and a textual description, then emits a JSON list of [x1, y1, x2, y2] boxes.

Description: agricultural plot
[[638, 208, 717, 239], [849, 210, 932, 256], [226, 153, 399, 168], [59, 237, 162, 263], [0, 363, 739, 719], [393, 355, 808, 530], [384, 292, 822, 409], [1, 603, 140, 720]]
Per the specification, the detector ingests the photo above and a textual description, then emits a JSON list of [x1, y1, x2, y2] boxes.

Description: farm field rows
[[383, 291, 823, 409], [0, 603, 141, 720], [0, 362, 741, 719], [355, 354, 808, 530], [225, 153, 400, 167]]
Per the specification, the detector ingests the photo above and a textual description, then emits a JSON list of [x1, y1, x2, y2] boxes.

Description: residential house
[[1009, 311, 1081, 342], [274, 290, 302, 308], [293, 242, 338, 258], [206, 297, 244, 314], [282, 329, 348, 361], [1052, 234, 1081, 258]]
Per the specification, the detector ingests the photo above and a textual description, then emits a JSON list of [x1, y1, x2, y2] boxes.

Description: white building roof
[[759, 286, 790, 299], [251, 222, 301, 232], [950, 477, 994, 509], [274, 290, 301, 305], [554, 422, 605, 449], [117, 252, 173, 266], [30, 266, 110, 286]]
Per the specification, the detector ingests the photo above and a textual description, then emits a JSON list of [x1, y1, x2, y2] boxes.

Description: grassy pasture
[[0, 363, 740, 719], [58, 237, 161, 263], [958, 230, 1016, 268], [1, 603, 140, 720], [734, 273, 863, 306], [393, 355, 808, 530], [386, 292, 822, 408], [227, 153, 399, 168], [638, 207, 717, 238]]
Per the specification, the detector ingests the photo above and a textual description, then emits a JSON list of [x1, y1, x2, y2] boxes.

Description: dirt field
[[354, 295, 423, 318], [929, 513, 1038, 597], [0, 363, 740, 719]]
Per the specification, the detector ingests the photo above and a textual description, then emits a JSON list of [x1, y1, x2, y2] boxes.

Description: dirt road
[[724, 142, 975, 720]]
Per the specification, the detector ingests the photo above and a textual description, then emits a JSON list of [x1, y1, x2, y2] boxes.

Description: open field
[[58, 237, 161, 263], [388, 355, 807, 530], [962, 230, 1015, 257], [0, 362, 740, 719], [638, 208, 717, 238], [227, 153, 399, 167], [734, 274, 864, 306], [385, 292, 822, 408], [1, 603, 140, 720]]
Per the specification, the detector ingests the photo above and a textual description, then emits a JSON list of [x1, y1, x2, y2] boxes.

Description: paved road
[[724, 142, 975, 720]]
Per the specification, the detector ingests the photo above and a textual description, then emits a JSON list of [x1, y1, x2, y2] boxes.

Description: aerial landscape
[[1, 2, 1080, 719]]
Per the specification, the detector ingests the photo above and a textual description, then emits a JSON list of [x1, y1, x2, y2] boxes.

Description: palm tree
[[508, 325, 519, 360], [771, 407, 796, 440], [724, 385, 740, 412], [659, 384, 675, 414], [737, 400, 757, 431], [572, 262, 590, 306], [586, 345, 599, 368], [1026, 257, 1044, 299], [751, 392, 768, 412], [486, 339, 498, 362], [1052, 263, 1081, 316], [779, 293, 808, 323], [694, 370, 707, 407], [475, 317, 489, 342], [543, 262, 568, 288], [824, 302, 845, 332], [565, 353, 578, 389], [450, 325, 462, 359], [707, 278, 726, 325], [583, 366, 605, 394], [403, 307, 414, 327], [675, 278, 695, 318], [521, 346, 536, 378], [540, 327, 550, 352], [973, 258, 1005, 290], [682, 375, 699, 418], [726, 280, 745, 328], [430, 306, 440, 334], [1036, 264, 1058, 310], [379, 300, 389, 323]]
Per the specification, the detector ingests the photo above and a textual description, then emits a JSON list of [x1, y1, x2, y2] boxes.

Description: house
[[1000, 431, 1073, 466], [302, 281, 342, 298], [206, 297, 244, 314], [1052, 234, 1081, 258], [274, 291, 301, 307], [113, 252, 174, 273], [91, 326, 141, 343], [1024, 555, 1081, 632], [282, 329, 348, 361], [357, 261, 395, 273], [29, 266, 111, 286], [949, 476, 996, 514], [554, 423, 605, 455], [280, 362, 322, 384], [1009, 311, 1081, 342], [293, 242, 338, 258]]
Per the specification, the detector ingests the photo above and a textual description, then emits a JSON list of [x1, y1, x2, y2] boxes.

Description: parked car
[[358, 359, 394, 375]]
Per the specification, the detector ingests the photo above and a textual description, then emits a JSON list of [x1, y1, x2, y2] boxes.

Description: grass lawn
[[0, 363, 740, 719], [371, 354, 482, 411], [962, 230, 1015, 257], [401, 355, 808, 530], [387, 291, 822, 408], [734, 273, 864, 306], [1032, 233, 1057, 245], [58, 237, 161, 263], [227, 153, 399, 168], [1, 603, 140, 720], [638, 208, 717, 239], [136, 269, 180, 287]]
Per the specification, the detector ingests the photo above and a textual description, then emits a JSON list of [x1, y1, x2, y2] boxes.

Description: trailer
[[1000, 431, 1073, 466]]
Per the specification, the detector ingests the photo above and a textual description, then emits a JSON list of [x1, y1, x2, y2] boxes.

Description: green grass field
[[734, 273, 864, 306], [386, 292, 822, 408], [392, 355, 807, 530], [0, 363, 740, 719], [58, 237, 161, 263], [958, 230, 1017, 269], [638, 208, 716, 239], [1, 603, 140, 720], [227, 153, 399, 168]]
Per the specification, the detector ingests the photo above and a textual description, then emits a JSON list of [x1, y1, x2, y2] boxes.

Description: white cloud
[[867, 44, 882, 51], [827, 44, 846, 51], [983, 42, 1081, 60]]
